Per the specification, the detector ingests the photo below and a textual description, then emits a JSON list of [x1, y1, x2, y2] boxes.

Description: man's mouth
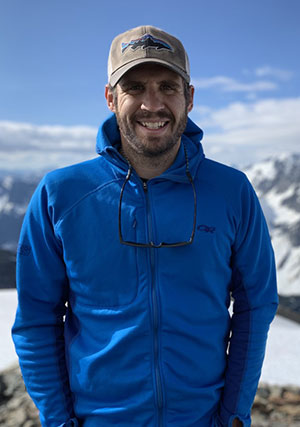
[[137, 121, 169, 129]]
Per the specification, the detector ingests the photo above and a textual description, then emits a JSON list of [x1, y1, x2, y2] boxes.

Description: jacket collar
[[96, 113, 205, 180]]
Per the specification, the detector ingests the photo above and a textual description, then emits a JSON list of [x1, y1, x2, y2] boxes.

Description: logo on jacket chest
[[197, 224, 216, 234]]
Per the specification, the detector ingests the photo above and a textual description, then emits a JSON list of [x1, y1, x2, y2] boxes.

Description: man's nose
[[140, 88, 164, 112]]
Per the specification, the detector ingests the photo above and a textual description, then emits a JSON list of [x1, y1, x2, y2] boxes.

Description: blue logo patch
[[197, 224, 216, 234], [122, 34, 172, 53]]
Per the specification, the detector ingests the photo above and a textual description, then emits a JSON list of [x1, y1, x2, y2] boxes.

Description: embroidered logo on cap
[[121, 34, 173, 53]]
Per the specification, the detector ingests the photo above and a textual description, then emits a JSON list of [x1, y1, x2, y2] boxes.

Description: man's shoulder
[[200, 157, 248, 185], [44, 157, 102, 185], [34, 157, 115, 220], [199, 158, 260, 212], [43, 156, 116, 190]]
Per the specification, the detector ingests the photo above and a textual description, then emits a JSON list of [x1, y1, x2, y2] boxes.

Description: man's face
[[105, 64, 194, 158]]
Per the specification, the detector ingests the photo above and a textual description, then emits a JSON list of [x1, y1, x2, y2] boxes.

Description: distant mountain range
[[0, 249, 16, 288], [0, 153, 299, 296], [0, 173, 40, 250], [245, 153, 300, 296]]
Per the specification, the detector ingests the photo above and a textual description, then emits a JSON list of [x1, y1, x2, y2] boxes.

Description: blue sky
[[1, 0, 300, 171]]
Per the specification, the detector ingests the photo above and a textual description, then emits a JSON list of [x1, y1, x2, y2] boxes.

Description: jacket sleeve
[[217, 176, 278, 427], [11, 177, 79, 427]]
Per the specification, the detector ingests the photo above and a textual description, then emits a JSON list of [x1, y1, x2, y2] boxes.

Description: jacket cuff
[[216, 403, 251, 426], [58, 418, 79, 427]]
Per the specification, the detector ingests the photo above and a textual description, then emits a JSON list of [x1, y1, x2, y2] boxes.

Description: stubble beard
[[115, 107, 189, 160]]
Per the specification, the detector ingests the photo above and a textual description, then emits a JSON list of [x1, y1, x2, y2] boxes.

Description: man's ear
[[105, 84, 116, 112], [187, 85, 194, 113]]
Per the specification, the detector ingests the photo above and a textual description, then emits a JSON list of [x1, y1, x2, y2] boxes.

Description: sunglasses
[[118, 144, 197, 248]]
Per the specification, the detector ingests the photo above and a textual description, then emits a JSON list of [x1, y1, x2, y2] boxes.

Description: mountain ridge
[[245, 153, 300, 296], [0, 153, 299, 296]]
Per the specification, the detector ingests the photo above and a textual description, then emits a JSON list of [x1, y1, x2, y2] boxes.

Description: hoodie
[[12, 114, 278, 426]]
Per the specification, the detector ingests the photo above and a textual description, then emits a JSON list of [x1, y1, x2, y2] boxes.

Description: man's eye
[[161, 84, 175, 92], [128, 84, 144, 92]]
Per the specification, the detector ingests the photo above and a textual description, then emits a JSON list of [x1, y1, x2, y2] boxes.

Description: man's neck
[[119, 141, 181, 180]]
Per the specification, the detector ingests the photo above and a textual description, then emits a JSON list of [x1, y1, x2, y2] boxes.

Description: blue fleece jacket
[[12, 115, 278, 426]]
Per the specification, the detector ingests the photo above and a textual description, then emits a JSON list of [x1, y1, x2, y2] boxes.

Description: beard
[[115, 107, 189, 159]]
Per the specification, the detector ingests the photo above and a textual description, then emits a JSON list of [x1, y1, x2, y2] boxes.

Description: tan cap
[[108, 25, 190, 86]]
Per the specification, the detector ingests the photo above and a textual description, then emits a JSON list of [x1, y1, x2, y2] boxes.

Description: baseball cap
[[108, 25, 190, 86]]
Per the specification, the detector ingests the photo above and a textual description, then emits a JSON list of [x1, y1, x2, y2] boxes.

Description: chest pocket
[[58, 183, 142, 308]]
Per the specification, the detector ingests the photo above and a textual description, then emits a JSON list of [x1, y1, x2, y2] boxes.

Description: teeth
[[140, 121, 166, 129]]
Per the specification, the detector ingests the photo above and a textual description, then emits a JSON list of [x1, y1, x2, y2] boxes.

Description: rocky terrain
[[0, 364, 300, 426], [253, 384, 300, 426], [0, 365, 40, 427]]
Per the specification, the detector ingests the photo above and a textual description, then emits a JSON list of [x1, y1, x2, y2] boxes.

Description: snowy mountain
[[0, 154, 299, 296], [0, 249, 16, 289], [0, 173, 40, 250], [245, 153, 300, 296]]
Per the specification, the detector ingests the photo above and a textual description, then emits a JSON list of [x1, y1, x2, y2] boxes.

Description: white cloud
[[0, 121, 97, 171], [192, 75, 277, 93], [1, 96, 300, 173], [195, 97, 300, 167], [255, 66, 294, 81]]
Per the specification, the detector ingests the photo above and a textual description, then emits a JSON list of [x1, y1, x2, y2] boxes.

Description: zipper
[[143, 180, 164, 426]]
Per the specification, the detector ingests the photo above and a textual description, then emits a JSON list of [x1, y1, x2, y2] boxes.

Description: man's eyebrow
[[119, 78, 182, 88], [119, 79, 145, 88], [160, 79, 181, 88]]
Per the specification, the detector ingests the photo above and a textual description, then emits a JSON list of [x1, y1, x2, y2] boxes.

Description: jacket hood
[[96, 114, 205, 180]]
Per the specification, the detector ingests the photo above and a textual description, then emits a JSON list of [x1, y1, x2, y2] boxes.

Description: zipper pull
[[142, 180, 148, 192]]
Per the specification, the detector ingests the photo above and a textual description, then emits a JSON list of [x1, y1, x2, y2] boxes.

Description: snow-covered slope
[[245, 153, 300, 296], [0, 173, 40, 250], [0, 153, 299, 296]]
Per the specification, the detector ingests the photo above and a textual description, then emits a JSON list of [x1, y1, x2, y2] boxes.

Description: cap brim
[[109, 58, 190, 86]]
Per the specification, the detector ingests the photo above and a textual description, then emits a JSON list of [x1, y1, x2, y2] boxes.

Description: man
[[12, 26, 278, 426]]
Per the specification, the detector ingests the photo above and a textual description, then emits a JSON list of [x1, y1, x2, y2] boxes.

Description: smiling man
[[12, 26, 278, 427], [105, 63, 193, 179]]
